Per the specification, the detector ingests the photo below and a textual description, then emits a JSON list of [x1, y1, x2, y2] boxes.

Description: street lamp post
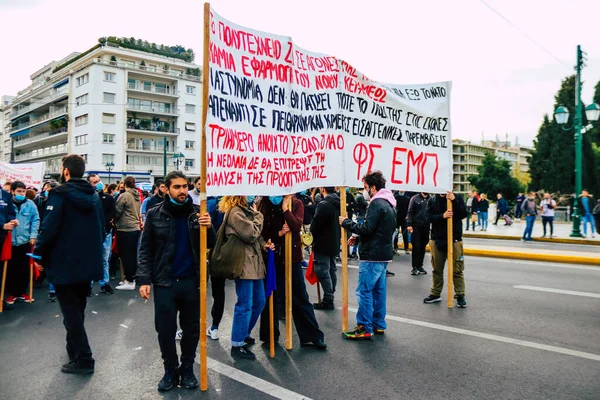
[[173, 152, 185, 171], [105, 162, 115, 184], [554, 44, 600, 237]]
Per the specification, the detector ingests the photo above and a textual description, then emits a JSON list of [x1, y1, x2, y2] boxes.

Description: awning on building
[[10, 128, 30, 138], [53, 78, 69, 88]]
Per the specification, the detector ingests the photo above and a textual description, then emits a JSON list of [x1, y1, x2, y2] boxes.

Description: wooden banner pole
[[340, 188, 348, 332], [285, 199, 293, 350], [447, 197, 454, 309], [269, 295, 275, 358], [199, 1, 211, 391], [316, 282, 321, 303], [0, 260, 7, 313]]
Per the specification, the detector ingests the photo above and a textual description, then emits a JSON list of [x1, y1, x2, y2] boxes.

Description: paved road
[[464, 237, 600, 253], [1, 254, 599, 400]]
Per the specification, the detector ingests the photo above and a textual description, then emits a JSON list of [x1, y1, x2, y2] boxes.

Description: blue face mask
[[170, 197, 187, 206], [14, 194, 26, 202], [95, 182, 104, 191], [44, 191, 49, 197], [269, 196, 283, 206], [300, 190, 307, 195], [247, 195, 256, 205], [346, 187, 350, 193]]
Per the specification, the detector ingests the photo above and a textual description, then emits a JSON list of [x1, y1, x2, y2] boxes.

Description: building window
[[186, 86, 196, 95], [75, 94, 88, 106], [80, 154, 88, 162], [185, 159, 195, 168], [102, 154, 115, 164], [185, 104, 195, 114], [185, 141, 195, 150], [103, 92, 116, 103], [102, 113, 116, 124], [103, 133, 115, 144], [104, 72, 116, 82], [76, 73, 89, 87], [75, 134, 88, 146], [75, 114, 88, 126], [185, 122, 195, 131]]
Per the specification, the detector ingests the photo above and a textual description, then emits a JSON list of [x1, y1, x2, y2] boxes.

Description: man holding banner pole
[[339, 171, 396, 340], [423, 192, 468, 308]]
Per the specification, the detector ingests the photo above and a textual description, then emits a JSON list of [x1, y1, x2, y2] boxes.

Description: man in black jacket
[[33, 155, 104, 374], [424, 192, 468, 308], [87, 174, 116, 295], [137, 171, 215, 392], [310, 187, 340, 310], [145, 179, 167, 213], [407, 192, 430, 276], [339, 171, 396, 339]]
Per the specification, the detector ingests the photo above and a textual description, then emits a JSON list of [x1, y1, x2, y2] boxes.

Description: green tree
[[528, 76, 599, 194], [468, 153, 523, 201]]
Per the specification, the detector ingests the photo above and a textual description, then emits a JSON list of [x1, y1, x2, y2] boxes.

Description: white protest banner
[[0, 161, 45, 190], [206, 7, 452, 195]]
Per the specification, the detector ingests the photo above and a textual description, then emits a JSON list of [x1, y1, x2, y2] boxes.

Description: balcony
[[126, 103, 178, 116], [10, 88, 69, 120], [126, 164, 176, 173], [94, 58, 201, 82], [14, 144, 68, 162], [8, 106, 68, 134], [13, 128, 68, 149], [127, 82, 179, 98], [126, 119, 179, 136], [127, 143, 174, 154]]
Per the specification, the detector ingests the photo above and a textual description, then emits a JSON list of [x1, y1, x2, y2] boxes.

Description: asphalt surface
[[1, 254, 599, 400], [464, 237, 600, 253]]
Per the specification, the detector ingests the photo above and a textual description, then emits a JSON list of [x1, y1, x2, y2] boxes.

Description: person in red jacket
[[258, 195, 326, 350]]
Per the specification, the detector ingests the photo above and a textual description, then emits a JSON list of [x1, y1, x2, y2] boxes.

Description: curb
[[420, 246, 600, 266], [463, 233, 600, 246]]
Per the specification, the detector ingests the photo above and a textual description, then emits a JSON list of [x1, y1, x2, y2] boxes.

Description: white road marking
[[514, 285, 600, 298], [347, 307, 600, 362], [201, 357, 313, 400], [472, 256, 600, 271], [120, 324, 128, 329]]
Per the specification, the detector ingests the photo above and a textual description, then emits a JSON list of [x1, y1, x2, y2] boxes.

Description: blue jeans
[[91, 234, 112, 287], [582, 212, 595, 236], [356, 261, 387, 334], [479, 212, 488, 230], [231, 279, 266, 347], [523, 215, 536, 240]]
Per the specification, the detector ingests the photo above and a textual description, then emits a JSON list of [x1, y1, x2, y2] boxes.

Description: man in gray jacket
[[521, 192, 538, 241], [114, 176, 142, 290]]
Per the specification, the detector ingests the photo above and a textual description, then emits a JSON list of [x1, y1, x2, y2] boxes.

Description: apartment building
[[1, 95, 15, 162], [5, 41, 202, 183], [452, 138, 533, 194]]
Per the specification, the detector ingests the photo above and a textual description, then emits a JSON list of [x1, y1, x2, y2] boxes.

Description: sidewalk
[[460, 243, 600, 266], [462, 218, 600, 245]]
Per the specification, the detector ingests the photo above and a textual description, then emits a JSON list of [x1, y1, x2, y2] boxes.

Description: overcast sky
[[1, 0, 598, 147]]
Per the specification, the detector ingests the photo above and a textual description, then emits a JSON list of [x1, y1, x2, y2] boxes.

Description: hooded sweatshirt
[[115, 188, 141, 231], [342, 188, 397, 261]]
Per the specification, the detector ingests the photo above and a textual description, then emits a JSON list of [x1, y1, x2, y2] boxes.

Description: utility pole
[[571, 45, 583, 237]]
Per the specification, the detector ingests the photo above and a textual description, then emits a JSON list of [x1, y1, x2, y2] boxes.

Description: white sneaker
[[206, 327, 219, 340], [115, 281, 136, 291], [175, 329, 183, 340]]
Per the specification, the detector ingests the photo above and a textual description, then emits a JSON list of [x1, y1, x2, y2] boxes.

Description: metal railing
[[125, 103, 178, 115], [10, 88, 69, 120], [14, 144, 68, 162], [127, 82, 179, 96], [125, 122, 179, 134], [8, 106, 68, 134], [126, 164, 176, 172], [95, 58, 201, 82], [13, 127, 68, 148]]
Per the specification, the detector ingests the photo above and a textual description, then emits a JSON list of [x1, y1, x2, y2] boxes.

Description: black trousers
[[210, 276, 226, 328], [6, 243, 30, 297], [395, 220, 409, 250], [495, 213, 505, 224], [54, 283, 93, 362], [117, 231, 140, 281], [411, 226, 430, 268], [154, 278, 199, 367], [259, 262, 324, 344]]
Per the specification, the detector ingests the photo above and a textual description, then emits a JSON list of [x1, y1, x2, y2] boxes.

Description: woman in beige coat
[[218, 196, 273, 360]]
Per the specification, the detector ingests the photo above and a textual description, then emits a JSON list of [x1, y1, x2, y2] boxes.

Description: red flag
[[1, 231, 12, 261], [305, 252, 318, 285]]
